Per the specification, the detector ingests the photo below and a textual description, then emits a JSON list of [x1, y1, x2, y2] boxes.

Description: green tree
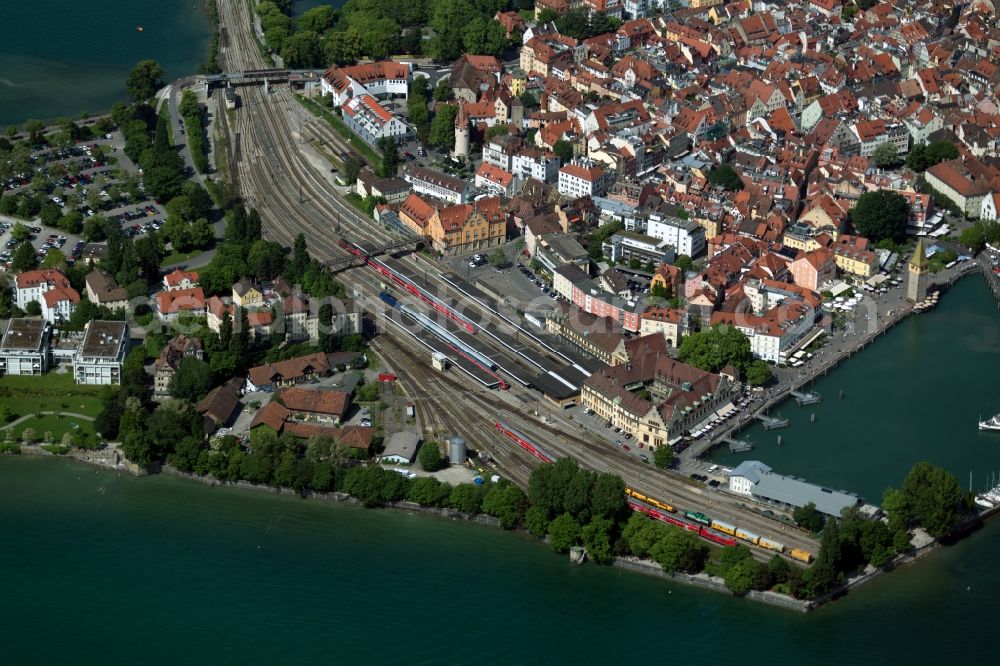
[[23, 119, 44, 144], [725, 556, 767, 596], [433, 79, 454, 103], [677, 324, 753, 375], [581, 517, 615, 564], [925, 141, 958, 167], [488, 248, 507, 268], [651, 529, 707, 573], [653, 444, 673, 470], [126, 60, 165, 103], [707, 164, 744, 191], [745, 360, 773, 387], [429, 104, 458, 147], [343, 155, 363, 185], [297, 4, 337, 32], [900, 461, 963, 537], [524, 505, 551, 537], [547, 512, 581, 553], [553, 139, 574, 163], [407, 476, 445, 506], [449, 482, 487, 513], [280, 30, 321, 68], [870, 142, 900, 168], [958, 225, 986, 252], [24, 300, 42, 317], [376, 137, 400, 178], [40, 248, 67, 269], [418, 441, 443, 471], [11, 241, 38, 272], [851, 190, 910, 244], [11, 222, 30, 243], [528, 457, 579, 518], [481, 483, 528, 529], [793, 502, 826, 533], [589, 472, 626, 519], [168, 356, 212, 401], [622, 513, 665, 557]]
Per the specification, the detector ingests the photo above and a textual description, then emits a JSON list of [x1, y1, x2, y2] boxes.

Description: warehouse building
[[728, 460, 860, 517]]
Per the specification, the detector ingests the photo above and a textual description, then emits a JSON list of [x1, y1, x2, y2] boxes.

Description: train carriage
[[735, 528, 760, 545], [789, 548, 813, 563], [757, 537, 786, 554], [710, 519, 737, 536]]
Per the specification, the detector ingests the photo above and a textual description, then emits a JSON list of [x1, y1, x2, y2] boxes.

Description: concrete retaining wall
[[611, 558, 814, 612]]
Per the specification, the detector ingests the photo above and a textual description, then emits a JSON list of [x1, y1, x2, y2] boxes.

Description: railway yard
[[210, 0, 820, 564]]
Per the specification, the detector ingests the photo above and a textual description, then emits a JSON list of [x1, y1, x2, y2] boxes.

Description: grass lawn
[[7, 414, 96, 441], [162, 241, 214, 268], [0, 373, 104, 421]]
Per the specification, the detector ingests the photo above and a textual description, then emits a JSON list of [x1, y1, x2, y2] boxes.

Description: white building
[[729, 460, 860, 517], [73, 320, 129, 385], [320, 61, 410, 106], [342, 95, 410, 146], [14, 269, 80, 324], [512, 149, 560, 183], [402, 165, 471, 204], [645, 212, 706, 258], [558, 159, 608, 198], [0, 318, 51, 376]]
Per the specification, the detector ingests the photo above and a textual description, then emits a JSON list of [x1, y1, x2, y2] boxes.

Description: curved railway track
[[211, 0, 819, 556]]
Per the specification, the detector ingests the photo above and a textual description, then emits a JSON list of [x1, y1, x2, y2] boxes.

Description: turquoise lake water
[[2, 455, 999, 663]]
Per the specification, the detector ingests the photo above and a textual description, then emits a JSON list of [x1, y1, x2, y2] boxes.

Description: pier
[[725, 437, 753, 453], [756, 414, 788, 429], [791, 390, 822, 406]]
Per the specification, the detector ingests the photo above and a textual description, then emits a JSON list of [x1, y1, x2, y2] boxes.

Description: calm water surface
[[0, 2, 210, 126], [1, 455, 999, 664], [712, 276, 1000, 501]]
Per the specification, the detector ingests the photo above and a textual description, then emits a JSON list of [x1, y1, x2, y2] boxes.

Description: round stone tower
[[453, 104, 470, 158]]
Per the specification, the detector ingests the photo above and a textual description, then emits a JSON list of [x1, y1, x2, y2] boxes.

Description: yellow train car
[[735, 528, 760, 545], [710, 519, 737, 536], [757, 536, 786, 553], [789, 548, 813, 563], [625, 487, 676, 513]]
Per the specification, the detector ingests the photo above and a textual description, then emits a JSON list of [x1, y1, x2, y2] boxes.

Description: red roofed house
[[342, 94, 410, 146], [558, 159, 608, 198], [14, 269, 80, 323], [249, 400, 373, 449], [320, 61, 410, 106], [163, 269, 199, 292], [789, 247, 836, 292], [156, 287, 206, 322], [245, 352, 336, 392], [474, 162, 515, 197], [274, 386, 351, 425]]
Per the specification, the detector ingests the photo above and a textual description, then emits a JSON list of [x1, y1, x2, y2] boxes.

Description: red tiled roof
[[156, 287, 205, 314]]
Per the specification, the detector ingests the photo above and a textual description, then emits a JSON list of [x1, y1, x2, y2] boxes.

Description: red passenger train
[[338, 238, 477, 334], [494, 422, 556, 463], [627, 500, 737, 547]]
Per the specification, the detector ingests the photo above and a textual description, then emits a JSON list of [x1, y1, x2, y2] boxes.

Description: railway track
[[211, 0, 820, 556]]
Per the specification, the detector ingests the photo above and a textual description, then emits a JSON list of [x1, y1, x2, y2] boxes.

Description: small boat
[[979, 414, 1000, 431], [136, 25, 144, 32]]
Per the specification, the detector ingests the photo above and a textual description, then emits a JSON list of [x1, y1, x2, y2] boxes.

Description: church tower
[[453, 104, 470, 158], [906, 238, 929, 303]]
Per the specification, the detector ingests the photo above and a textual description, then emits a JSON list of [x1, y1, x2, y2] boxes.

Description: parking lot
[[444, 245, 563, 313], [1, 129, 167, 260], [0, 219, 85, 270]]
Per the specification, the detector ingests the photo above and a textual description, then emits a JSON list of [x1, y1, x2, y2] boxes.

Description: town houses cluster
[[314, 0, 996, 382]]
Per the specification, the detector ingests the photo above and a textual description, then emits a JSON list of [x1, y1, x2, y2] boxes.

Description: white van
[[708, 464, 719, 473]]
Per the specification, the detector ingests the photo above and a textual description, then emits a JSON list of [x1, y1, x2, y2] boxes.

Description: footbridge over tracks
[[327, 236, 422, 272], [202, 68, 326, 87]]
